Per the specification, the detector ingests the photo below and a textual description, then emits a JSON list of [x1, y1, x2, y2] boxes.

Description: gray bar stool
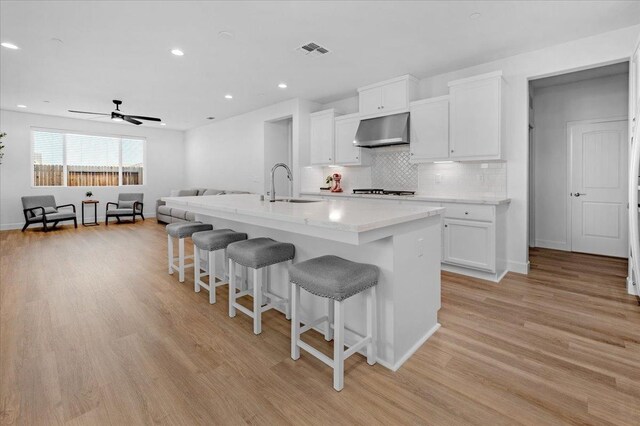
[[289, 255, 379, 391], [227, 237, 295, 334], [166, 222, 213, 282], [192, 229, 248, 304]]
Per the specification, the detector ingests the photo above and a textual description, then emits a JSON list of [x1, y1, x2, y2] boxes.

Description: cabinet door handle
[[381, 105, 384, 109], [574, 192, 587, 197], [464, 211, 469, 215], [355, 156, 359, 160], [451, 149, 455, 153], [444, 224, 448, 228]]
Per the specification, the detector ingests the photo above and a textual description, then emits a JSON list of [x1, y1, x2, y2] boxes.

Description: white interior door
[[569, 119, 628, 257]]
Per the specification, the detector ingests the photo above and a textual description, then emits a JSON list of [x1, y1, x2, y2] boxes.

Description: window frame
[[30, 127, 147, 188]]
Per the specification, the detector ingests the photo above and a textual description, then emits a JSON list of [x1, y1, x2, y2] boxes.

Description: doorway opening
[[264, 116, 293, 197], [528, 62, 630, 258]]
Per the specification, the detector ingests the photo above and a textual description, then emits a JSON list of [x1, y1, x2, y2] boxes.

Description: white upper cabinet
[[309, 109, 336, 166], [409, 96, 450, 163], [358, 75, 418, 117], [448, 71, 504, 161], [335, 113, 368, 165]]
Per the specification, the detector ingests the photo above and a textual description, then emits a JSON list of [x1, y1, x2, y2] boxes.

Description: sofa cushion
[[202, 189, 225, 196], [225, 190, 251, 195], [157, 205, 172, 216], [170, 189, 199, 197], [171, 208, 188, 220], [185, 211, 196, 221], [119, 200, 135, 209], [44, 206, 58, 214]]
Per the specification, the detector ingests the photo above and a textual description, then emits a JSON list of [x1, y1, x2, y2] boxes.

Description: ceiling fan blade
[[126, 115, 161, 122], [68, 110, 110, 115], [123, 116, 142, 125]]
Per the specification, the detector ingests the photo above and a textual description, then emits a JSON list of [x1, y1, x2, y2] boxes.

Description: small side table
[[82, 200, 99, 226]]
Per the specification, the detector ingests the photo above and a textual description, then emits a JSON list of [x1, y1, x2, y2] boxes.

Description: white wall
[[532, 73, 629, 250], [184, 98, 321, 195], [314, 24, 640, 274], [0, 109, 185, 229]]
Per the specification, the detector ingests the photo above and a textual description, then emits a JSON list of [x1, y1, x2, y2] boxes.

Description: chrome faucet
[[270, 163, 293, 202]]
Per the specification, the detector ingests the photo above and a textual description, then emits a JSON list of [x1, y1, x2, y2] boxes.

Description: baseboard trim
[[628, 276, 639, 296], [390, 323, 441, 372], [1, 212, 156, 231], [507, 259, 530, 275], [535, 239, 570, 251], [442, 263, 506, 283]]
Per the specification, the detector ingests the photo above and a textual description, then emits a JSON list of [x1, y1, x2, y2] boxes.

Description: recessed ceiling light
[[43, 100, 50, 103], [171, 48, 184, 56], [160, 122, 166, 126], [278, 83, 288, 89], [225, 94, 233, 99], [51, 38, 63, 44], [469, 12, 481, 19], [218, 31, 234, 40], [17, 104, 27, 108], [1, 42, 19, 50]]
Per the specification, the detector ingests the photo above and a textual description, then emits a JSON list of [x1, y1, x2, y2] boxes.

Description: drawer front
[[442, 203, 494, 222]]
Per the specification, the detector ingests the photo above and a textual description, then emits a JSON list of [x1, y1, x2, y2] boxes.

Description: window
[[32, 130, 145, 187]]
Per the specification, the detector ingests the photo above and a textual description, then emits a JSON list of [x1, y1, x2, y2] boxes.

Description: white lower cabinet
[[299, 195, 509, 282], [443, 218, 495, 272]]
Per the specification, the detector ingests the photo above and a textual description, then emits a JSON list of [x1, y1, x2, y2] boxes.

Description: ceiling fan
[[68, 100, 162, 125]]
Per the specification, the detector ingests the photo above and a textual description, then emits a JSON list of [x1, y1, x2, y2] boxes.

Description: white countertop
[[300, 191, 511, 206], [162, 194, 444, 233]]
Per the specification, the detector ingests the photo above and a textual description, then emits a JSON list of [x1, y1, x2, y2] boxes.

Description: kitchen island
[[162, 194, 444, 371]]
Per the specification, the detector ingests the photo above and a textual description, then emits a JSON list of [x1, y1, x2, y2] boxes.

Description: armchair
[[105, 193, 144, 225], [21, 195, 77, 232]]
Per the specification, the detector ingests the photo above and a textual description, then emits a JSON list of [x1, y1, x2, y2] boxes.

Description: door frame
[[565, 116, 629, 252]]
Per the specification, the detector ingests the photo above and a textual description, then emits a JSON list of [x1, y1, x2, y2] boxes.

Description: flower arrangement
[[85, 191, 93, 198]]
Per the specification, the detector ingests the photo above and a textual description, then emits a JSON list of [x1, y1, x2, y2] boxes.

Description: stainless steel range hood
[[353, 112, 409, 148]]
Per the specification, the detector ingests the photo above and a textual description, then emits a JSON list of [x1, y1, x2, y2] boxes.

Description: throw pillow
[[119, 200, 134, 209]]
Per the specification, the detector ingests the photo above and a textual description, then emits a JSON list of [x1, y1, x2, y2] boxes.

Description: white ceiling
[[1, 1, 639, 130]]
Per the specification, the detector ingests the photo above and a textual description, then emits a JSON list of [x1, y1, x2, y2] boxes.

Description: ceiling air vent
[[296, 41, 330, 57]]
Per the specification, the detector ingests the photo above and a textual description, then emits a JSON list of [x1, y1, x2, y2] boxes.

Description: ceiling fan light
[[171, 49, 184, 56], [112, 117, 123, 122]]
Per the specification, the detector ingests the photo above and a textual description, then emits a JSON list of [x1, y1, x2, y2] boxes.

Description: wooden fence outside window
[[33, 164, 143, 186]]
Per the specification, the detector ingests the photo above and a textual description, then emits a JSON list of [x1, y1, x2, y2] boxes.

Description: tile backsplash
[[370, 146, 418, 190], [301, 146, 507, 199]]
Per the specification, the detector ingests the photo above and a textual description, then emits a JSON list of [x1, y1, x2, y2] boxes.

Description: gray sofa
[[156, 188, 250, 224]]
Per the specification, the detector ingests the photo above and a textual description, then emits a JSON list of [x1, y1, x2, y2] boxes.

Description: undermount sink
[[273, 199, 320, 203]]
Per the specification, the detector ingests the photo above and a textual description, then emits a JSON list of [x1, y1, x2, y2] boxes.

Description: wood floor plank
[[1, 222, 639, 425]]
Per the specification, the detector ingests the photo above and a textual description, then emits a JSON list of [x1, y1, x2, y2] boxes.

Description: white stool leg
[[367, 286, 377, 365], [325, 298, 334, 341], [285, 260, 292, 320], [223, 248, 229, 282], [178, 237, 185, 282], [333, 300, 344, 391], [241, 266, 248, 291], [194, 245, 201, 292], [167, 235, 173, 275], [209, 250, 216, 304], [253, 267, 262, 335], [229, 259, 236, 317], [291, 283, 300, 360]]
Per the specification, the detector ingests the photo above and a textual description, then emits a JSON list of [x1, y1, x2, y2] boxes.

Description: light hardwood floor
[[1, 220, 639, 425]]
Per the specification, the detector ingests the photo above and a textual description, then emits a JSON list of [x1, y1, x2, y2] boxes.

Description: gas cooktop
[[352, 188, 416, 196]]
